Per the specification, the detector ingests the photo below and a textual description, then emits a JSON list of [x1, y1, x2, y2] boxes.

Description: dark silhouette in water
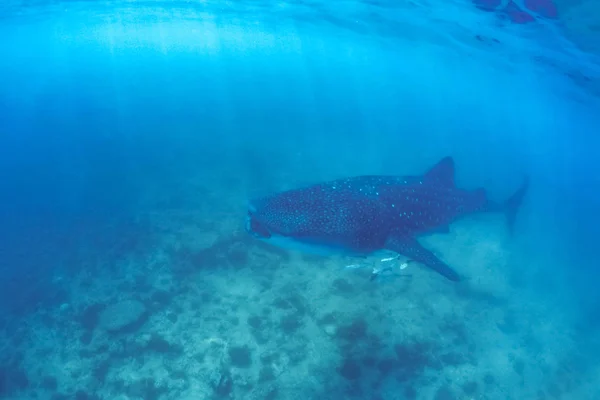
[[246, 157, 528, 281]]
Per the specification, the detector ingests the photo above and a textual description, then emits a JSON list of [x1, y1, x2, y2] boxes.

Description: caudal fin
[[504, 178, 529, 234]]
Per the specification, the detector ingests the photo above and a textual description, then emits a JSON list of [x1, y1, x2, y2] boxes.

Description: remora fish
[[245, 157, 528, 281]]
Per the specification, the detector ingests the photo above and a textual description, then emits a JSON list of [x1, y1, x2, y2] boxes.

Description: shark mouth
[[245, 211, 272, 239]]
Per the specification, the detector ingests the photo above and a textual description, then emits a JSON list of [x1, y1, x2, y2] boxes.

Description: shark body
[[245, 157, 528, 281]]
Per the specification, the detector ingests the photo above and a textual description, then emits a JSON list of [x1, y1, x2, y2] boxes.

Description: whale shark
[[245, 157, 528, 281]]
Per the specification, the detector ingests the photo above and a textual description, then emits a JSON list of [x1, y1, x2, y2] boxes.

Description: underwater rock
[[149, 290, 172, 308], [259, 366, 276, 383], [394, 342, 433, 381], [98, 299, 147, 333], [272, 292, 307, 315], [126, 378, 167, 400], [336, 318, 368, 341], [264, 387, 279, 400], [92, 359, 111, 382], [211, 369, 233, 398], [483, 373, 496, 385], [403, 386, 417, 399], [80, 303, 106, 333], [280, 314, 303, 334], [228, 345, 252, 368], [462, 381, 479, 395], [513, 358, 525, 376], [434, 385, 456, 400], [0, 363, 29, 396], [142, 334, 183, 355], [332, 278, 355, 296], [41, 375, 58, 390], [74, 390, 100, 400], [338, 358, 362, 380]]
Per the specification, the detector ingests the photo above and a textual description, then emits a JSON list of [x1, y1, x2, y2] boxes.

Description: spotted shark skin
[[246, 157, 528, 281]]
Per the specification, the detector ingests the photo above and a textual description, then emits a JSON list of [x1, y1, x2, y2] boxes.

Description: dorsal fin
[[424, 157, 455, 187]]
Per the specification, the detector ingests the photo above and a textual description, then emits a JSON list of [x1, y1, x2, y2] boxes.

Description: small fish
[[370, 259, 415, 282], [344, 264, 365, 270]]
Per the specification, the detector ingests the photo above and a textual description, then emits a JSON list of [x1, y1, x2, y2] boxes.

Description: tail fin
[[504, 178, 529, 234]]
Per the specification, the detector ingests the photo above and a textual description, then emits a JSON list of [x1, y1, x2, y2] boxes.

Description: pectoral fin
[[385, 235, 461, 281]]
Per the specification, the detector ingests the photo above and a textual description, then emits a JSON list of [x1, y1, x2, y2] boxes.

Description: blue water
[[1, 0, 599, 399]]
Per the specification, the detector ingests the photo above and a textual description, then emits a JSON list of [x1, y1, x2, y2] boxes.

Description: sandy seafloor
[[1, 166, 599, 400]]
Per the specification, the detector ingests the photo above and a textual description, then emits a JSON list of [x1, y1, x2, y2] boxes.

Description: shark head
[[245, 200, 274, 240], [245, 192, 346, 255], [245, 187, 385, 258], [245, 194, 307, 240]]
